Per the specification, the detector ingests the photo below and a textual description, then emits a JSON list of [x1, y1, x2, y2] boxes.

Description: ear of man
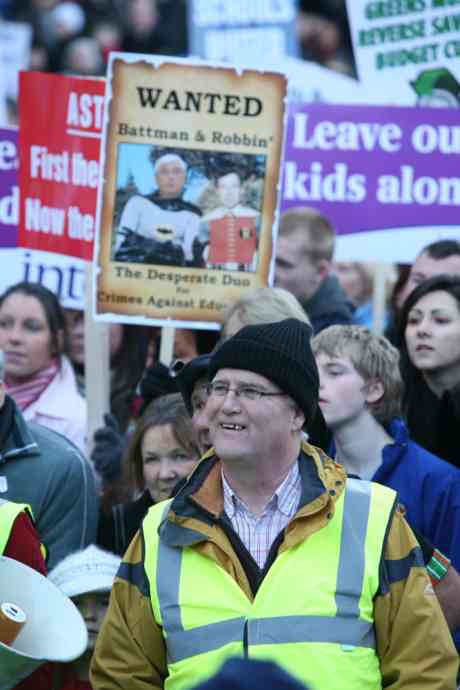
[[317, 258, 331, 281], [363, 380, 384, 405], [292, 405, 305, 433]]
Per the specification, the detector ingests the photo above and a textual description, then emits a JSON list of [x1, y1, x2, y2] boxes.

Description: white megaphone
[[0, 556, 88, 690]]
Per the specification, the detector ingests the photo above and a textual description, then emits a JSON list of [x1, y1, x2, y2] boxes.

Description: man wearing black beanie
[[92, 319, 457, 690]]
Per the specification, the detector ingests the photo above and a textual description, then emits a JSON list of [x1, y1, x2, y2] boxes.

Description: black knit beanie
[[209, 318, 319, 424]]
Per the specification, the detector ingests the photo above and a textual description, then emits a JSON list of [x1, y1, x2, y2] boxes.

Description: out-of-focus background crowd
[[0, 0, 355, 115], [2, 1, 460, 689]]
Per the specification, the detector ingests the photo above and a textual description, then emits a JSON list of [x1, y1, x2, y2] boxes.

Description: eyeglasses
[[206, 381, 287, 402]]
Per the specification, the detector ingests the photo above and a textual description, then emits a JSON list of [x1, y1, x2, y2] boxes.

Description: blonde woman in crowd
[[221, 286, 311, 339]]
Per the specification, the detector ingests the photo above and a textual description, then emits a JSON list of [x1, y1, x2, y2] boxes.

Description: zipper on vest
[[243, 619, 249, 658]]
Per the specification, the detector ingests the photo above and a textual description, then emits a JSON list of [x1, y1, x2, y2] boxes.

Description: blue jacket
[[374, 418, 460, 570], [330, 417, 460, 651], [331, 418, 460, 569]]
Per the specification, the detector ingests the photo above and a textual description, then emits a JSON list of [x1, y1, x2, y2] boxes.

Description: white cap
[[48, 545, 121, 598]]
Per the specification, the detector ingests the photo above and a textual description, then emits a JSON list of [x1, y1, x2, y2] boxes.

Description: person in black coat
[[398, 274, 460, 470]]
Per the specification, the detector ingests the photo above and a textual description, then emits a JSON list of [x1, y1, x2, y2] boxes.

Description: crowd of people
[[2, 209, 460, 688], [1, 0, 355, 86], [1, 1, 460, 689]]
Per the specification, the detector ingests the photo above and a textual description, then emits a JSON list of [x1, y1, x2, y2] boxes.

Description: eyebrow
[[409, 307, 451, 316], [143, 447, 186, 457], [213, 377, 270, 389]]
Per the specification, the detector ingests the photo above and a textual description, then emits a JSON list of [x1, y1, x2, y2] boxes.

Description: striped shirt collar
[[222, 460, 301, 519]]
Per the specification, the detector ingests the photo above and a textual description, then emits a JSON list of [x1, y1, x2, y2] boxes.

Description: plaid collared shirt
[[222, 461, 302, 569]]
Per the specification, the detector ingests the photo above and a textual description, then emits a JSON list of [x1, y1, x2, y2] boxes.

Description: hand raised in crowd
[[91, 413, 125, 483]]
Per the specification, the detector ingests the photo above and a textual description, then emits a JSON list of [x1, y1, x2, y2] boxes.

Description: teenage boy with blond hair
[[312, 324, 460, 635]]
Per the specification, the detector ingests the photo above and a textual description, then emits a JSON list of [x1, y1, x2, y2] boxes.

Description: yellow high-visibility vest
[[143, 478, 396, 690], [0, 498, 30, 555]]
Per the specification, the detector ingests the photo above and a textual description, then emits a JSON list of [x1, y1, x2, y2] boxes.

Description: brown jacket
[[91, 442, 458, 689]]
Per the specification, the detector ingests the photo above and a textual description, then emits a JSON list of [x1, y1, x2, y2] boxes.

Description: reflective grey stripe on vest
[[157, 478, 375, 663], [335, 477, 371, 618]]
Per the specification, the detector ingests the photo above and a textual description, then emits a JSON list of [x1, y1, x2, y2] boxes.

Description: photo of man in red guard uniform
[[195, 168, 261, 272]]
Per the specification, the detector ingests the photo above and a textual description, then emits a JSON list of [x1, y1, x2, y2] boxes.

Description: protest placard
[[0, 127, 18, 248], [94, 53, 287, 329], [0, 123, 86, 307], [0, 248, 86, 309], [275, 57, 379, 105], [188, 0, 299, 62], [18, 71, 104, 261], [282, 102, 460, 262], [0, 70, 8, 128], [346, 1, 460, 105]]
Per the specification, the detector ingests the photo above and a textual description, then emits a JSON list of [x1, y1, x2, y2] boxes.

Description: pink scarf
[[5, 358, 59, 411]]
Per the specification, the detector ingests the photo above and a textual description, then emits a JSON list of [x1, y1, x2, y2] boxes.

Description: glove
[[91, 413, 124, 483]]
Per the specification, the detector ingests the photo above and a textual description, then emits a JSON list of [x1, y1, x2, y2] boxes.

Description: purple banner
[[0, 127, 18, 248], [281, 103, 460, 261]]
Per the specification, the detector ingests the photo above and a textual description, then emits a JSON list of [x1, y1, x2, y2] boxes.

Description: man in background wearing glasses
[[91, 319, 457, 690]]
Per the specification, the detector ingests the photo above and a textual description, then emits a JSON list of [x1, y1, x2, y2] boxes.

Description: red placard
[[18, 71, 105, 261]]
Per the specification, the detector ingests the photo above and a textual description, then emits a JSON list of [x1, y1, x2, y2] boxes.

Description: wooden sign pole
[[84, 263, 110, 455], [159, 326, 175, 367], [371, 263, 391, 336]]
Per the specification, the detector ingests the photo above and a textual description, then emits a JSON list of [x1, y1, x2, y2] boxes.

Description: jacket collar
[[377, 417, 410, 479], [159, 441, 342, 548], [0, 395, 15, 448], [303, 275, 354, 324], [0, 397, 40, 463], [328, 418, 410, 481], [387, 417, 410, 446]]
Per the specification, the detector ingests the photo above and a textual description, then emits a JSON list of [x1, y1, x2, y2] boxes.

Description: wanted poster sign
[[94, 54, 287, 329]]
